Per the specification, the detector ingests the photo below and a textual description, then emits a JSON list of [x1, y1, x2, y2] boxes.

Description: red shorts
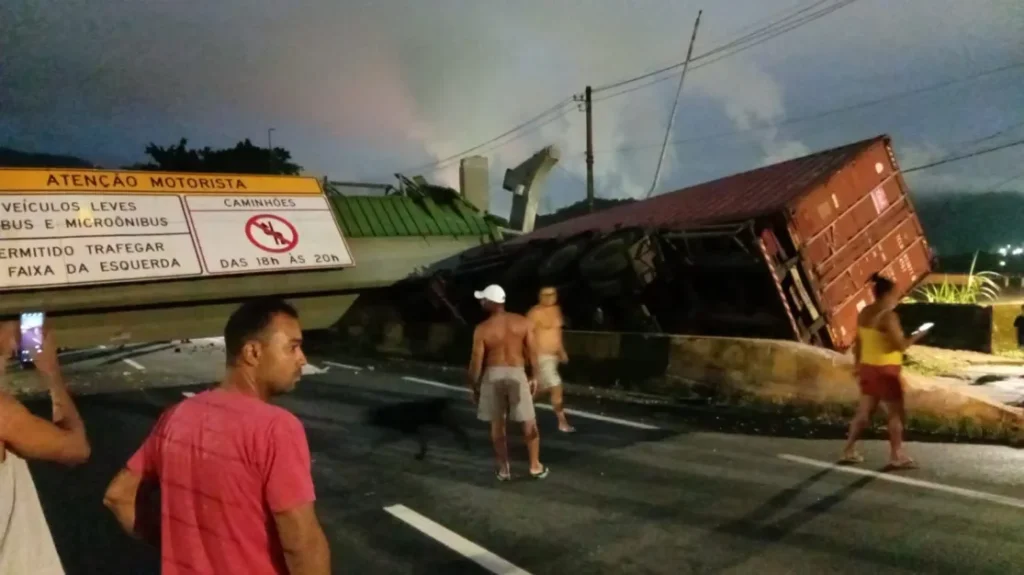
[[858, 364, 904, 401]]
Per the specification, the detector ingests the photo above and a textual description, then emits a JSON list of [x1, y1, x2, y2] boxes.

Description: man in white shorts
[[527, 286, 575, 432], [468, 284, 549, 481]]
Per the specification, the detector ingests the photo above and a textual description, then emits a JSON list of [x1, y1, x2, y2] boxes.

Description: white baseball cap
[[474, 284, 506, 304]]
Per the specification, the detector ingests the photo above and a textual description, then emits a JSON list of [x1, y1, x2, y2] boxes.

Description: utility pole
[[574, 87, 596, 212], [645, 10, 702, 199], [585, 86, 595, 213]]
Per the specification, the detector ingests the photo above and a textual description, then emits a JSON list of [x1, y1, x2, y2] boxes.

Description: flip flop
[[495, 468, 512, 482], [529, 466, 550, 480], [558, 426, 576, 433], [837, 453, 864, 465], [886, 458, 918, 471]]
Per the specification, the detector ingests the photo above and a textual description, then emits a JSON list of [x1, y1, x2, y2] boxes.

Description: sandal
[[837, 452, 865, 465], [496, 467, 512, 482], [530, 466, 550, 480], [886, 458, 918, 471]]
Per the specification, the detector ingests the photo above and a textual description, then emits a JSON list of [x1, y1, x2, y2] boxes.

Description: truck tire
[[537, 238, 589, 281], [579, 230, 641, 280], [500, 247, 548, 286]]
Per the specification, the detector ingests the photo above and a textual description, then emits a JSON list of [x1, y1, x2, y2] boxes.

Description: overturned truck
[[431, 135, 932, 351]]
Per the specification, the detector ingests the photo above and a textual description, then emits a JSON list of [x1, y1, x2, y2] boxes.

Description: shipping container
[[444, 134, 932, 351]]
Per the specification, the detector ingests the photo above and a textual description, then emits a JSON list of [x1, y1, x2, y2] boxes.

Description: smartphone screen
[[19, 311, 44, 363]]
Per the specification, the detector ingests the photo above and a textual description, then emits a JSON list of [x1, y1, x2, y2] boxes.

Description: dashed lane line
[[384, 504, 532, 574], [323, 361, 363, 371], [401, 376, 659, 430]]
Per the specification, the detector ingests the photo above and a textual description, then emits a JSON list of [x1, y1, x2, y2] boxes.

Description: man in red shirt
[[103, 298, 330, 574]]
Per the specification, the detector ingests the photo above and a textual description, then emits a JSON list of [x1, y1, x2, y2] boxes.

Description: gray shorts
[[536, 354, 563, 391], [478, 366, 536, 423]]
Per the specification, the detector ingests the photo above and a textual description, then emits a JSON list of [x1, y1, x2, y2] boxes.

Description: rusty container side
[[819, 211, 924, 310], [789, 140, 892, 242], [827, 240, 932, 349], [786, 137, 932, 350]]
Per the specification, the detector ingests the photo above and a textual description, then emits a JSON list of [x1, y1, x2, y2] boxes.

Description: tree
[[126, 138, 302, 175]]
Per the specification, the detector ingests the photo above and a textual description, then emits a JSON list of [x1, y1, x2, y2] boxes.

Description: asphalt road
[[16, 341, 1024, 574]]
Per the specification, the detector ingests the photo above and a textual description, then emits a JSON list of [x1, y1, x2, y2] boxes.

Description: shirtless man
[[468, 284, 549, 481], [527, 286, 574, 432]]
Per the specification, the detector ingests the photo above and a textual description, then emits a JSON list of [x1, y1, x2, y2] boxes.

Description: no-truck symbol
[[244, 214, 299, 253]]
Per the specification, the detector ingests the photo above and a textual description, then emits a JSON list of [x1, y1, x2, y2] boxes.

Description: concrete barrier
[[896, 303, 993, 353], [562, 330, 1024, 442], [316, 309, 1024, 443], [992, 303, 1023, 353], [897, 301, 1024, 355]]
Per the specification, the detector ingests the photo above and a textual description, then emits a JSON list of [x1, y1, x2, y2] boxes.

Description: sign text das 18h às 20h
[[185, 195, 354, 275], [0, 169, 354, 291]]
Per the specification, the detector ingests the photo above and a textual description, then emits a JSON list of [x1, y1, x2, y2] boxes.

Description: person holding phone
[[839, 273, 928, 469], [0, 316, 91, 574]]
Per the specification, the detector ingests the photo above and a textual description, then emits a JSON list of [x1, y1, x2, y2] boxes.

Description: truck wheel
[[537, 238, 589, 281], [579, 231, 640, 279], [501, 247, 547, 286]]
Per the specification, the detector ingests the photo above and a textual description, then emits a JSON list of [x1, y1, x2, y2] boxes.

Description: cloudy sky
[[1, 0, 1022, 219]]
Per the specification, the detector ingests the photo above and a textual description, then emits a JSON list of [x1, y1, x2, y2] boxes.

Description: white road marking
[[182, 391, 196, 398], [403, 376, 462, 392], [302, 364, 328, 375], [384, 504, 532, 575], [122, 358, 145, 371], [401, 376, 659, 430], [324, 361, 363, 371], [779, 454, 1024, 510], [555, 407, 659, 430]]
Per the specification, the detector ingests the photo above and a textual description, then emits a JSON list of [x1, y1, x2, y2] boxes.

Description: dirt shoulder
[[904, 345, 1024, 379]]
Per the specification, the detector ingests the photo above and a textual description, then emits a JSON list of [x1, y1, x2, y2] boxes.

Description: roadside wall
[[992, 303, 1022, 353], [896, 303, 993, 353], [316, 307, 1024, 442], [896, 302, 1022, 354]]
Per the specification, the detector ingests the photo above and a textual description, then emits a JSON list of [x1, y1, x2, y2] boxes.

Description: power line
[[389, 0, 854, 180], [903, 138, 1024, 174], [416, 104, 578, 176], [591, 0, 836, 93], [691, 1, 859, 68], [976, 169, 1024, 194], [591, 0, 856, 95], [394, 98, 575, 176], [592, 0, 858, 103], [594, 61, 1024, 154], [718, 0, 833, 41], [961, 117, 1024, 148], [911, 165, 1024, 238]]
